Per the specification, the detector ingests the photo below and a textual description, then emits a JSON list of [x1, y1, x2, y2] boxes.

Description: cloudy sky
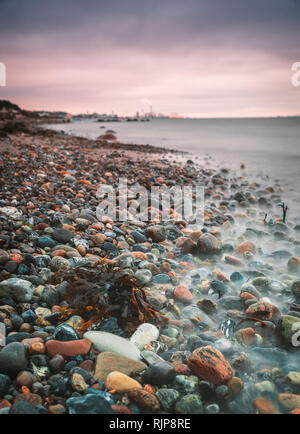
[[0, 0, 300, 117]]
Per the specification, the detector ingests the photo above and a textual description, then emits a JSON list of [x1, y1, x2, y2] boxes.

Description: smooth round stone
[[53, 324, 79, 341], [175, 375, 199, 393], [134, 269, 152, 285], [0, 249, 9, 265], [230, 272, 244, 282], [105, 371, 142, 393], [41, 285, 59, 307], [66, 394, 113, 414], [49, 354, 65, 373], [141, 362, 176, 386], [50, 256, 71, 272], [4, 261, 18, 273], [175, 394, 203, 414], [156, 388, 180, 412], [131, 230, 147, 243], [83, 331, 141, 360], [0, 374, 11, 397], [9, 401, 40, 414], [102, 242, 119, 258], [52, 228, 73, 244], [0, 278, 33, 302], [130, 323, 159, 350], [114, 252, 135, 268], [95, 352, 146, 381], [254, 381, 276, 394], [21, 309, 37, 323], [37, 236, 57, 249], [0, 342, 28, 376], [152, 274, 171, 284]]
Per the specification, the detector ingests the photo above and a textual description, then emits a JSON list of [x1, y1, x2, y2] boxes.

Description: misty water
[[50, 117, 300, 212], [47, 117, 300, 412]]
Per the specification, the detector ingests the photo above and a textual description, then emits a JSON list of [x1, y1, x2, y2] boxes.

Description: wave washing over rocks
[[0, 124, 300, 415]]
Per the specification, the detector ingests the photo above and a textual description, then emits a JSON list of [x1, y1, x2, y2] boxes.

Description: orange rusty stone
[[188, 345, 234, 385], [174, 285, 193, 304], [51, 250, 66, 257], [172, 362, 192, 376], [225, 255, 244, 266], [278, 394, 300, 411], [128, 388, 160, 412], [92, 233, 106, 244], [253, 398, 280, 414], [227, 377, 244, 396], [236, 241, 257, 255], [132, 251, 148, 261], [291, 407, 300, 414], [143, 384, 156, 395], [45, 339, 91, 358], [235, 328, 256, 346], [240, 292, 257, 301], [29, 342, 45, 355]]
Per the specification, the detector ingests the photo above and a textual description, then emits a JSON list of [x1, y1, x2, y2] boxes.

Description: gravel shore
[[0, 124, 299, 414]]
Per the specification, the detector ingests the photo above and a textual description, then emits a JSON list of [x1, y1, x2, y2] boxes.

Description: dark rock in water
[[197, 233, 221, 255], [152, 273, 171, 284], [94, 317, 126, 337], [156, 388, 180, 412], [10, 401, 40, 414], [37, 236, 56, 249], [210, 280, 227, 297], [0, 278, 33, 302], [131, 230, 147, 243], [53, 324, 79, 341], [292, 281, 300, 299], [49, 354, 65, 374], [0, 374, 11, 397], [141, 362, 176, 386], [219, 296, 243, 310], [145, 225, 166, 242], [33, 255, 51, 268], [21, 309, 37, 323], [48, 375, 69, 396], [66, 393, 113, 414], [6, 332, 32, 344], [230, 272, 244, 283], [175, 393, 203, 414], [132, 245, 149, 253], [10, 311, 24, 329], [5, 261, 18, 273], [41, 285, 59, 307], [102, 242, 119, 258], [0, 342, 28, 376], [52, 228, 73, 244], [271, 250, 292, 259]]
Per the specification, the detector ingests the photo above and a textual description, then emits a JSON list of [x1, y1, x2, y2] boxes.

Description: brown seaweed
[[52, 262, 168, 333]]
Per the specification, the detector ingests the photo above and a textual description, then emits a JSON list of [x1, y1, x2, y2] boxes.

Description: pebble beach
[[0, 121, 300, 415]]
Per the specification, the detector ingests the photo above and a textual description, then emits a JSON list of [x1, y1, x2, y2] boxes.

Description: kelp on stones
[[51, 261, 169, 334]]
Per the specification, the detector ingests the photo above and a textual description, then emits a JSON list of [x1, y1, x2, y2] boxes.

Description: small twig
[[281, 203, 288, 223]]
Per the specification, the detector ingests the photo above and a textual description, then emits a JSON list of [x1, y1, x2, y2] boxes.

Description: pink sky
[[0, 0, 300, 117]]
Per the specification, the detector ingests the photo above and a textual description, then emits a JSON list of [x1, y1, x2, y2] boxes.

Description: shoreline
[[0, 119, 300, 415]]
